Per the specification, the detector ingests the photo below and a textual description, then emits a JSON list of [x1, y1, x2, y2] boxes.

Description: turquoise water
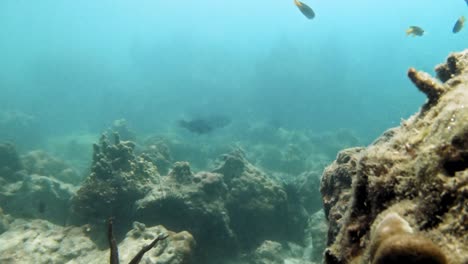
[[0, 1, 467, 263], [0, 0, 466, 144]]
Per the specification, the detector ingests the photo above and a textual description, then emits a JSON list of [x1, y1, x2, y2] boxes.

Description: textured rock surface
[[135, 150, 307, 263], [71, 133, 159, 223], [0, 218, 194, 264], [135, 161, 236, 262], [320, 50, 468, 264]]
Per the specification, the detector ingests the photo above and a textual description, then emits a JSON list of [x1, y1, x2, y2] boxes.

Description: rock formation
[[320, 50, 468, 263]]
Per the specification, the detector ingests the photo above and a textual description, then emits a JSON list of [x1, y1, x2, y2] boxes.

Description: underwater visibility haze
[[0, 0, 467, 263]]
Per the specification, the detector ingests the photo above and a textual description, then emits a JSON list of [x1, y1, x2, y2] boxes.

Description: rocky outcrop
[[320, 50, 468, 264], [71, 133, 159, 223], [135, 149, 308, 263]]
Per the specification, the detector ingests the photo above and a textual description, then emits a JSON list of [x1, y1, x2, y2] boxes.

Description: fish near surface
[[406, 26, 424, 37], [294, 0, 315, 19], [452, 16, 465, 33]]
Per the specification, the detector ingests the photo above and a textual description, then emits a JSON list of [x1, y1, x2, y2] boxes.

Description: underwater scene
[[0, 0, 467, 263]]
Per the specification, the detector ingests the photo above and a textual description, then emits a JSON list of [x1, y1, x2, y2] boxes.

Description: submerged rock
[[71, 133, 159, 224], [321, 50, 468, 264]]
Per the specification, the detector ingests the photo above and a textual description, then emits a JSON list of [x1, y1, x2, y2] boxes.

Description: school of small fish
[[293, 0, 466, 36]]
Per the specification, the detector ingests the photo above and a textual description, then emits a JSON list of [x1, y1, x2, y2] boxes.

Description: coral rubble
[[321, 50, 468, 264]]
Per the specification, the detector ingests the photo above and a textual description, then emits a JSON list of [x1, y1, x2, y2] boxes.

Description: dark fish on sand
[[452, 16, 466, 33], [294, 0, 315, 19], [179, 116, 230, 134], [406, 26, 424, 37]]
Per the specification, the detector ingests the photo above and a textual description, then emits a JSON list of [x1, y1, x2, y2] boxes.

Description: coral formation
[[321, 50, 468, 264], [407, 68, 446, 110], [71, 133, 159, 223], [135, 149, 314, 263]]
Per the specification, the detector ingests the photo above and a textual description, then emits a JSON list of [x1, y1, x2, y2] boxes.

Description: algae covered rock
[[71, 133, 159, 222], [321, 50, 468, 264]]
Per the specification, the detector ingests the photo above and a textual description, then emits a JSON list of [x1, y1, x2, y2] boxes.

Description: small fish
[[452, 16, 466, 33], [294, 0, 315, 20], [406, 26, 424, 37]]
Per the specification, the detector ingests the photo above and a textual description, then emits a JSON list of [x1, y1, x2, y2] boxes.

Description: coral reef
[[0, 218, 194, 264], [320, 50, 468, 264], [134, 160, 238, 262], [71, 133, 159, 223], [135, 149, 312, 263]]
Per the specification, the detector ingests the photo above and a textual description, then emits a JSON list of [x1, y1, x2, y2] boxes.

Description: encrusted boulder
[[321, 50, 468, 264]]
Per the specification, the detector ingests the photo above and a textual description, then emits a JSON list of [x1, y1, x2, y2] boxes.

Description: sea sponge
[[369, 212, 447, 264]]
